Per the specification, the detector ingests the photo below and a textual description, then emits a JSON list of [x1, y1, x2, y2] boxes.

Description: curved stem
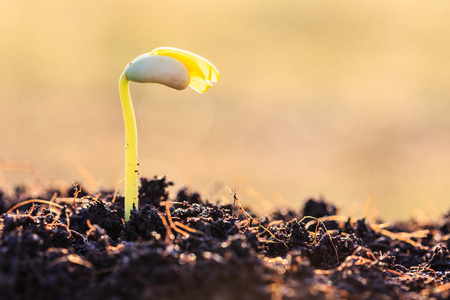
[[119, 73, 138, 221]]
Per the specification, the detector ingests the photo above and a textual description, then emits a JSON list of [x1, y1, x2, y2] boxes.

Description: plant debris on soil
[[0, 176, 449, 300]]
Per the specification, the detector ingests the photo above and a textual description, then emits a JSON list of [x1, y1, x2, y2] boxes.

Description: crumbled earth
[[0, 176, 449, 300]]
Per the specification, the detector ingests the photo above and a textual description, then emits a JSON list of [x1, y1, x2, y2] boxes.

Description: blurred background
[[1, 0, 450, 220]]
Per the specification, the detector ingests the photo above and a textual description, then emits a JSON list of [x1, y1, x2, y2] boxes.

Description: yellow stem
[[119, 73, 139, 221]]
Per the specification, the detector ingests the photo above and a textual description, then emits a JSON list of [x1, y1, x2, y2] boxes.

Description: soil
[[0, 176, 449, 300]]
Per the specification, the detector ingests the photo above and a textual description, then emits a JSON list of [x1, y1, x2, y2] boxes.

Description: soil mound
[[0, 177, 449, 299]]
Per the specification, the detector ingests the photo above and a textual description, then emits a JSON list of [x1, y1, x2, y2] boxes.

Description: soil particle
[[120, 204, 166, 242], [0, 176, 449, 300], [69, 200, 122, 241], [138, 176, 173, 207], [302, 198, 337, 218], [0, 191, 7, 214]]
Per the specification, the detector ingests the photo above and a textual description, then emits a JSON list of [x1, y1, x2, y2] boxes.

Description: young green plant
[[119, 47, 220, 221]]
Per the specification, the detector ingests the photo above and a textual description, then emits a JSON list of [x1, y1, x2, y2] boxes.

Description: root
[[6, 199, 64, 214], [227, 187, 288, 248]]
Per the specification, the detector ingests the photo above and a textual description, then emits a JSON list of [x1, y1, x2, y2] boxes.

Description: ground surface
[[0, 176, 449, 300]]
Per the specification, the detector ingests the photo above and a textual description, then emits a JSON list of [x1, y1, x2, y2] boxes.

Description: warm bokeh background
[[1, 0, 450, 220]]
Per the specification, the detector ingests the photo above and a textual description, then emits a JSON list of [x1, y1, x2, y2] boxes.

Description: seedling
[[119, 47, 220, 221]]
